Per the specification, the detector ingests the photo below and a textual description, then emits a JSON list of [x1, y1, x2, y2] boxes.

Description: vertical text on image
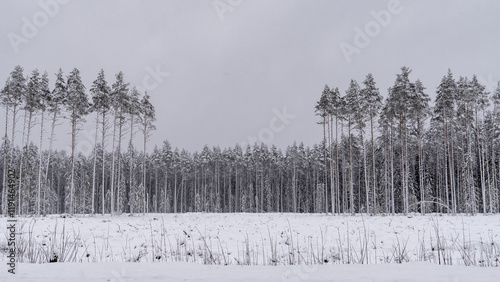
[[6, 168, 17, 274]]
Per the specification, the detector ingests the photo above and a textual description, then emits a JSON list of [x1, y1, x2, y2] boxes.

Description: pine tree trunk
[[44, 111, 58, 213], [101, 111, 107, 214], [327, 116, 331, 214], [70, 115, 76, 215], [235, 165, 239, 212], [348, 116, 354, 214], [478, 110, 486, 213], [322, 116, 326, 212], [129, 113, 135, 213], [18, 110, 32, 215], [91, 112, 99, 215], [163, 166, 168, 212], [335, 116, 340, 214], [371, 114, 377, 214], [2, 106, 9, 216], [10, 105, 18, 163], [390, 122, 395, 214], [109, 111, 117, 214], [143, 121, 147, 214], [399, 115, 406, 214], [443, 117, 449, 213], [116, 118, 123, 214], [36, 110, 45, 216], [418, 118, 424, 214], [330, 114, 334, 214], [447, 109, 456, 213], [384, 127, 389, 213], [360, 121, 369, 214], [8, 103, 18, 214], [293, 161, 297, 213], [404, 112, 409, 215], [491, 140, 496, 213], [174, 167, 177, 213]]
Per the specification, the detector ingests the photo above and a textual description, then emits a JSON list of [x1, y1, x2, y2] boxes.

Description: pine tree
[[456, 76, 477, 214], [65, 68, 90, 215], [434, 69, 457, 213], [161, 140, 173, 212], [36, 72, 50, 216], [315, 85, 330, 212], [409, 79, 430, 213], [45, 69, 66, 214], [110, 72, 130, 214], [139, 92, 156, 213], [470, 75, 489, 213], [90, 69, 111, 214], [380, 98, 396, 213], [361, 73, 382, 213], [127, 87, 141, 212], [388, 67, 415, 214], [327, 87, 342, 214], [345, 80, 360, 214], [19, 69, 42, 214]]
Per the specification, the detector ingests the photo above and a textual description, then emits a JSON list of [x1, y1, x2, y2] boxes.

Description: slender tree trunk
[[492, 139, 497, 213], [129, 113, 135, 213], [384, 127, 389, 213], [399, 116, 406, 214], [143, 122, 147, 214], [235, 165, 239, 212], [370, 114, 377, 214], [36, 110, 45, 216], [328, 115, 334, 214], [478, 109, 486, 213], [292, 161, 297, 213], [443, 116, 449, 213], [91, 112, 99, 215], [44, 115, 55, 171], [163, 165, 168, 212], [155, 167, 158, 212], [390, 121, 395, 215], [324, 116, 328, 212], [417, 118, 424, 214], [116, 118, 124, 214], [109, 111, 117, 214], [19, 110, 33, 215], [70, 116, 76, 215], [174, 167, 177, 213], [359, 122, 369, 214], [101, 111, 107, 214], [447, 109, 456, 213], [335, 116, 340, 214], [491, 139, 496, 213], [328, 115, 333, 214], [10, 105, 19, 163], [404, 112, 409, 214], [2, 106, 9, 216], [485, 140, 492, 213], [348, 116, 354, 214]]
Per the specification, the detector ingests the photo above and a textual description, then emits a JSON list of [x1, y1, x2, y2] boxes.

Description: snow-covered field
[[1, 213, 499, 281]]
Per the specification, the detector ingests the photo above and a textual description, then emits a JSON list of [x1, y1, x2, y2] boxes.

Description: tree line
[[315, 67, 500, 215], [0, 66, 155, 216], [0, 66, 499, 216]]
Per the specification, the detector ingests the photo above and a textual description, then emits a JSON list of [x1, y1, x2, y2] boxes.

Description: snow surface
[[2, 261, 500, 281], [1, 213, 499, 281]]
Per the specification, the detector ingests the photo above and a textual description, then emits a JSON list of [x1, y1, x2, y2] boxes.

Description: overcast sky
[[1, 0, 499, 153]]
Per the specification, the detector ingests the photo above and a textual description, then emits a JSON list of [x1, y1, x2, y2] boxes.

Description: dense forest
[[0, 66, 499, 216]]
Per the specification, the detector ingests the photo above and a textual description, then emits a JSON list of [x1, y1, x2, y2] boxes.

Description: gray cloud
[[1, 0, 499, 152]]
